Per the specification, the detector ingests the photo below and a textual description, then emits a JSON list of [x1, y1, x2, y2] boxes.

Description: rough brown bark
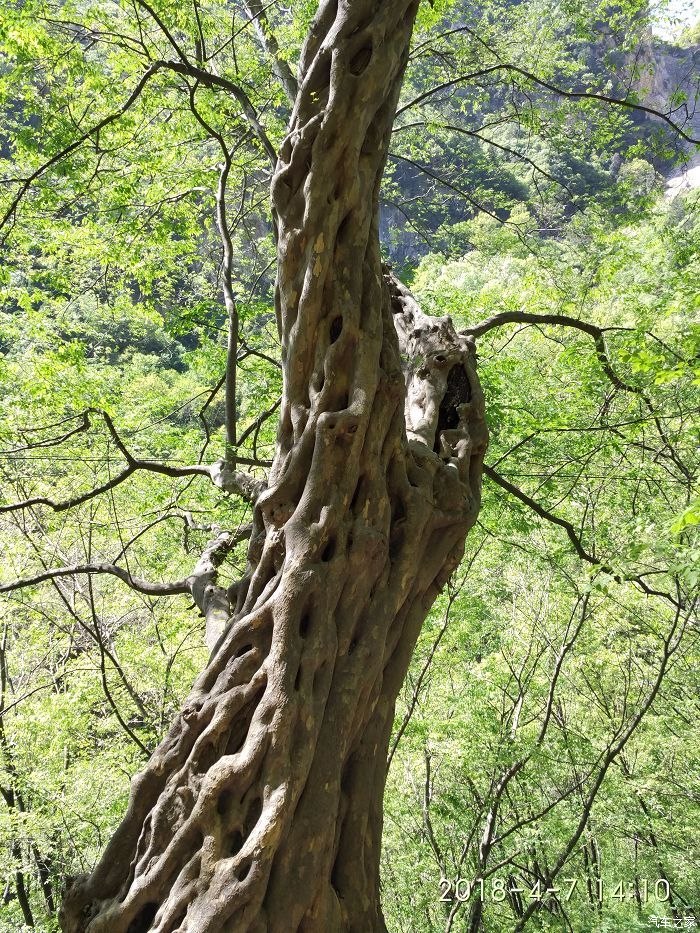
[[59, 2, 487, 931]]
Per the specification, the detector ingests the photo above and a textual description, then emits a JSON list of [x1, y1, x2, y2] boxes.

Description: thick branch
[[188, 526, 252, 650], [464, 311, 636, 391], [166, 61, 276, 164], [467, 311, 692, 482], [0, 526, 251, 637], [209, 460, 267, 500], [0, 563, 189, 597]]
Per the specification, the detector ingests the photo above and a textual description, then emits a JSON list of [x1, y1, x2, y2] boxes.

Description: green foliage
[[0, 7, 281, 921], [383, 192, 700, 931], [678, 16, 700, 47]]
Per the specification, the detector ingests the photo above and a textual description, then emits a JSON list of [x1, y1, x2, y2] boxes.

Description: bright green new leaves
[[384, 190, 699, 931]]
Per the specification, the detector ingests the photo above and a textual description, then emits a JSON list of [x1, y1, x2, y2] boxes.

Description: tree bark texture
[[60, 2, 487, 931]]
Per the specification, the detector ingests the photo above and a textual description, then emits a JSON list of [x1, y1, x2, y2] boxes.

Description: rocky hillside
[[642, 36, 700, 193]]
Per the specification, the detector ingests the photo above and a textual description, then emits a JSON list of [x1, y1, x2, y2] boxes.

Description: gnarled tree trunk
[[60, 2, 487, 931]]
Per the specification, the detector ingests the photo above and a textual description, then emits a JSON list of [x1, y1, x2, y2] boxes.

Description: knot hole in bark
[[126, 902, 158, 933], [321, 536, 336, 561], [434, 363, 471, 453], [349, 42, 373, 75], [216, 790, 232, 817], [329, 315, 343, 343], [228, 829, 243, 856]]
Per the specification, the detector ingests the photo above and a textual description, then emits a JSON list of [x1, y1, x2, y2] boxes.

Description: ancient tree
[[0, 0, 697, 927], [59, 1, 487, 930]]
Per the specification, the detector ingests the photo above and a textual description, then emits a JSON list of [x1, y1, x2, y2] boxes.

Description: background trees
[[384, 201, 700, 931], [0, 0, 698, 929]]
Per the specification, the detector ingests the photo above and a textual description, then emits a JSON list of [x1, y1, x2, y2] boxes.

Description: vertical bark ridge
[[60, 2, 487, 932]]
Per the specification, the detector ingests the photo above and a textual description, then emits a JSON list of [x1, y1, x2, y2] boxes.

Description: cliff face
[[638, 37, 700, 161], [666, 161, 700, 195], [640, 38, 700, 193], [379, 31, 700, 265]]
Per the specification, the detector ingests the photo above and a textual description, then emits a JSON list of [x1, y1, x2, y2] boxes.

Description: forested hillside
[[0, 0, 698, 931]]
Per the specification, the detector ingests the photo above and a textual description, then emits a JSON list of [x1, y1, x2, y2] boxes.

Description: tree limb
[[397, 63, 700, 145], [188, 526, 252, 650], [0, 409, 264, 513], [464, 311, 637, 392], [0, 526, 252, 639], [467, 311, 692, 482], [0, 61, 168, 237], [0, 563, 190, 597], [388, 151, 504, 222], [166, 60, 276, 164], [6, 411, 92, 453], [483, 464, 678, 604], [0, 53, 276, 238], [135, 0, 190, 65], [392, 120, 571, 193]]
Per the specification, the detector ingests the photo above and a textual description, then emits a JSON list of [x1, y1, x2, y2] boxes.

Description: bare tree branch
[[85, 575, 153, 756], [388, 151, 504, 222], [0, 563, 189, 597], [483, 464, 678, 604], [188, 526, 252, 650], [484, 463, 596, 563], [186, 88, 248, 462], [0, 409, 265, 513], [397, 63, 700, 145], [135, 0, 190, 65], [235, 396, 281, 449], [6, 411, 92, 453]]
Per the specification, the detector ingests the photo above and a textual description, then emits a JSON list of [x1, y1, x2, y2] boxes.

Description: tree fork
[[59, 2, 487, 931]]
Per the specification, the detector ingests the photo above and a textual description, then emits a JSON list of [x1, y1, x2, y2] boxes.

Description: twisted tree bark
[[60, 2, 487, 930]]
